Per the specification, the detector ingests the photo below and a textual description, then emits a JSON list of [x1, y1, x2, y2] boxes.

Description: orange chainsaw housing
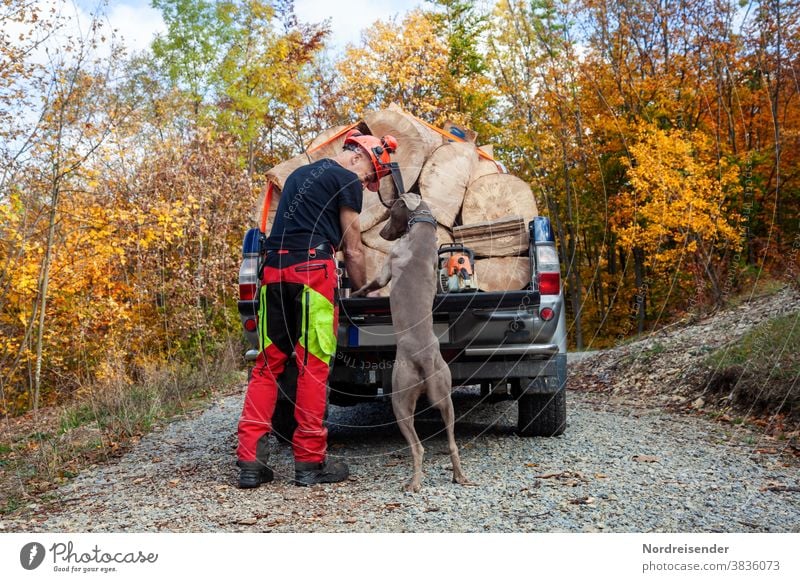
[[446, 254, 473, 277]]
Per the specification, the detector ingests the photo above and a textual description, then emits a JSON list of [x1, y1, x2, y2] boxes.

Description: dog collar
[[408, 210, 437, 229]]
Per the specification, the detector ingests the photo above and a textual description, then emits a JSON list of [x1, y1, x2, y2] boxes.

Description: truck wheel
[[517, 389, 566, 437], [272, 399, 297, 445]]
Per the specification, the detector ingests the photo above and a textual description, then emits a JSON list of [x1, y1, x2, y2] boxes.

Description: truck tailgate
[[339, 290, 540, 317]]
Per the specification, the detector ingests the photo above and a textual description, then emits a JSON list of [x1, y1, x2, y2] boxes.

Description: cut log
[[362, 220, 453, 254], [372, 171, 397, 224], [462, 174, 537, 225], [363, 246, 390, 296], [454, 215, 525, 238], [418, 142, 478, 227], [474, 257, 531, 292], [454, 216, 529, 257], [251, 185, 282, 231], [360, 188, 390, 232], [266, 154, 309, 190], [469, 158, 500, 185], [336, 248, 390, 296], [306, 122, 370, 162], [363, 107, 441, 193], [361, 221, 391, 254]]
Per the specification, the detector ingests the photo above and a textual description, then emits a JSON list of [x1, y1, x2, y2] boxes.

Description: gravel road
[[5, 382, 798, 533]]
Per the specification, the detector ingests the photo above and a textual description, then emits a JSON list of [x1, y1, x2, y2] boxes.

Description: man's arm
[[339, 207, 366, 290]]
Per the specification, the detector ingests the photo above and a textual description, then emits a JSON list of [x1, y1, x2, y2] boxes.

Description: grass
[[0, 339, 245, 517], [725, 277, 788, 308], [703, 311, 800, 422]]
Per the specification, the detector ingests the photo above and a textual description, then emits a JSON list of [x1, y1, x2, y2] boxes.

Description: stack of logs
[[255, 105, 538, 295]]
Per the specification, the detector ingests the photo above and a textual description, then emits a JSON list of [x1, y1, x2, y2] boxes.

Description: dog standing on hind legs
[[353, 193, 469, 492]]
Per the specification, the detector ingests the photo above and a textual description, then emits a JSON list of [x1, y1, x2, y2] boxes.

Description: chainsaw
[[437, 244, 478, 293]]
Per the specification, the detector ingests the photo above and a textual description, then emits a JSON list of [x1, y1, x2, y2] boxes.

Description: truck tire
[[517, 389, 566, 437]]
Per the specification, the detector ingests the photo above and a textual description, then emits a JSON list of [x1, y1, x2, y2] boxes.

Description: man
[[237, 130, 398, 488]]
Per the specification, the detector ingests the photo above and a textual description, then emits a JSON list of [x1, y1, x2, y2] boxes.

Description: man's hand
[[339, 207, 366, 290]]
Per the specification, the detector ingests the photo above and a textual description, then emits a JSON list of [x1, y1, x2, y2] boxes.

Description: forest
[[1, 0, 798, 418]]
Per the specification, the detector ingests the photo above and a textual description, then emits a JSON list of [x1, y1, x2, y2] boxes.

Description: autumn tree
[[336, 8, 495, 126], [214, 0, 329, 173], [613, 126, 743, 310], [487, 0, 597, 347], [0, 4, 131, 412]]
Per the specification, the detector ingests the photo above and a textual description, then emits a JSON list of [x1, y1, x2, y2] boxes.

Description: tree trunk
[[363, 106, 442, 192], [633, 246, 646, 335], [560, 137, 583, 350], [33, 183, 60, 412]]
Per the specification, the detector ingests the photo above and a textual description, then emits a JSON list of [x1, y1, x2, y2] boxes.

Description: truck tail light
[[538, 272, 561, 295], [239, 283, 257, 301], [529, 218, 561, 296]]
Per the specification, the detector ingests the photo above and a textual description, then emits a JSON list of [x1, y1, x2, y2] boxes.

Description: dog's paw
[[453, 473, 476, 486], [403, 481, 421, 493]]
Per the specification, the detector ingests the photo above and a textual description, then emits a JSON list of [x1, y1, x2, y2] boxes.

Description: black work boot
[[294, 458, 349, 487], [237, 435, 274, 489], [237, 460, 274, 488]]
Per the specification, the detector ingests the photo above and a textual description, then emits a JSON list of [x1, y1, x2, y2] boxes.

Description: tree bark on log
[[454, 216, 529, 257]]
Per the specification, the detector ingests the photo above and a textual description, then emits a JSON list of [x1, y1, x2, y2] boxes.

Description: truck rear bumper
[[328, 351, 566, 400], [463, 344, 559, 356], [449, 353, 565, 393]]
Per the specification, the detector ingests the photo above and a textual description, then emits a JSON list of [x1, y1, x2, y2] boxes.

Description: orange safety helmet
[[343, 130, 399, 192]]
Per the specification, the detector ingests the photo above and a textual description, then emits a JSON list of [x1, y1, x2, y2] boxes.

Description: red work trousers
[[237, 253, 338, 463]]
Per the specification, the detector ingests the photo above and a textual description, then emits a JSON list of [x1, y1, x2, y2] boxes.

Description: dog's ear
[[399, 193, 421, 211]]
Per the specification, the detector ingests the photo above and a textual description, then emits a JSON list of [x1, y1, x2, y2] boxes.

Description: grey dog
[[353, 193, 468, 492]]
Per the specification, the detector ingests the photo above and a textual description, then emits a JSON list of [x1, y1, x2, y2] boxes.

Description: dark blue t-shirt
[[266, 158, 363, 251]]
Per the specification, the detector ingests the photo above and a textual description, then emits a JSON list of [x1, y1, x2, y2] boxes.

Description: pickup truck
[[238, 216, 567, 440]]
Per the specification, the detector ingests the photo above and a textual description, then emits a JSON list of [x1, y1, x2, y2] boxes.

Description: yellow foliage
[[337, 10, 449, 120], [613, 125, 743, 272], [336, 8, 494, 127], [0, 133, 255, 415]]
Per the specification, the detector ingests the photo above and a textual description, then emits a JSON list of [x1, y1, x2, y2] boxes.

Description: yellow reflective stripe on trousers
[[258, 284, 272, 352], [299, 284, 336, 364]]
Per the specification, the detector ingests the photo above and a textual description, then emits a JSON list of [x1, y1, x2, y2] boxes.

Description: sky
[[75, 0, 422, 55]]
